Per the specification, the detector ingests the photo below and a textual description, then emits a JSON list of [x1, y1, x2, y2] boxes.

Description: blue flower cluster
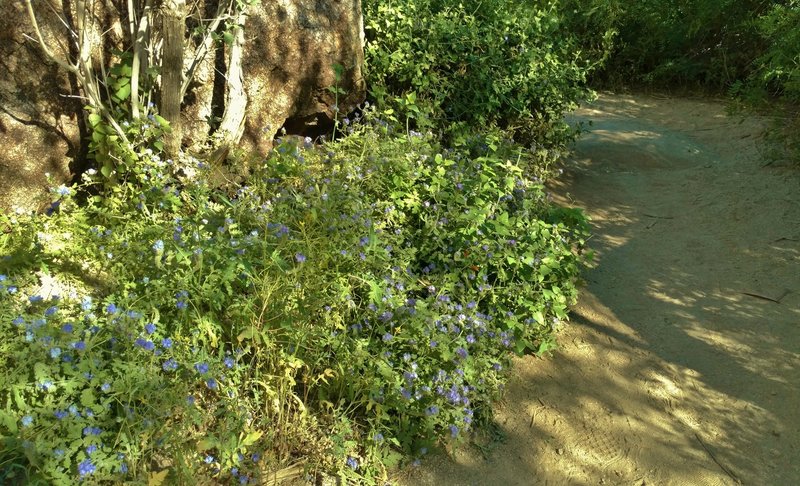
[[3, 290, 250, 481]]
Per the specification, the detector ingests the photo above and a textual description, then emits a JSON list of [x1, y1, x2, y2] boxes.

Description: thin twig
[[25, 0, 78, 74], [125, 0, 136, 40], [694, 433, 742, 484], [741, 290, 790, 304], [58, 94, 91, 101], [180, 0, 233, 98], [27, 0, 130, 145]]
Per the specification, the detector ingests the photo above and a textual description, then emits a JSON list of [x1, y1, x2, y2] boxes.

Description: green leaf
[[80, 388, 96, 408], [237, 326, 261, 344], [0, 411, 18, 434], [154, 115, 171, 128], [240, 430, 263, 447], [197, 438, 216, 451], [88, 113, 102, 128], [368, 279, 383, 303], [115, 84, 132, 101], [535, 338, 558, 357], [382, 450, 403, 468], [148, 470, 169, 486], [34, 362, 50, 381]]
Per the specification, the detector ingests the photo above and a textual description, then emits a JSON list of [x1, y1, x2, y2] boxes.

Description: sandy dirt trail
[[397, 93, 800, 485]]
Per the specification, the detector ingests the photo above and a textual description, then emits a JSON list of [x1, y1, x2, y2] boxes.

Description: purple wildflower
[[78, 459, 95, 476], [449, 424, 459, 438]]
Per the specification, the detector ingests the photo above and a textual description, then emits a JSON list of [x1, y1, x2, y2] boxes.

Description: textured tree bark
[[162, 0, 186, 157]]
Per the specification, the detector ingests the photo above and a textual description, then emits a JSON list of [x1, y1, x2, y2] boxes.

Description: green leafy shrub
[[0, 107, 588, 483], [562, 0, 772, 89], [745, 1, 800, 102], [563, 0, 798, 100], [363, 0, 593, 147], [563, 0, 799, 163]]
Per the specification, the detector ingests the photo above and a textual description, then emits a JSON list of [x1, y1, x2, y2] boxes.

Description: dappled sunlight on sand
[[398, 93, 800, 486]]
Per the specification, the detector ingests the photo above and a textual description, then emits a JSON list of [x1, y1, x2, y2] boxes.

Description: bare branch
[[209, 5, 248, 164], [218, 8, 248, 142], [40, 0, 129, 144], [125, 0, 136, 40], [25, 0, 79, 74], [130, 0, 153, 119], [180, 0, 234, 98]]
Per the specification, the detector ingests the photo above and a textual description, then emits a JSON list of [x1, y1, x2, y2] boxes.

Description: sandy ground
[[395, 93, 800, 485]]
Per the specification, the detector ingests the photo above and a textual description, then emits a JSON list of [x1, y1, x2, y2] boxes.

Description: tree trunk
[[162, 0, 186, 157], [130, 0, 153, 120], [209, 7, 248, 166]]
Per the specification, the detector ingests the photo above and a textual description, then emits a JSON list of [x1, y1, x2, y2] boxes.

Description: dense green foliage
[[748, 2, 800, 103], [363, 0, 595, 146], [563, 0, 798, 94], [0, 0, 599, 482], [0, 113, 588, 483], [562, 0, 800, 161], [10, 0, 797, 482]]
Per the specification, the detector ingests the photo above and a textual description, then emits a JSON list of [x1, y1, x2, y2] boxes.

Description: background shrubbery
[[562, 0, 799, 96], [562, 0, 800, 161], [362, 0, 595, 147]]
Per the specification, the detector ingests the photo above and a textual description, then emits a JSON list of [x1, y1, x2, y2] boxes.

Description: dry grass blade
[[261, 462, 306, 485]]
